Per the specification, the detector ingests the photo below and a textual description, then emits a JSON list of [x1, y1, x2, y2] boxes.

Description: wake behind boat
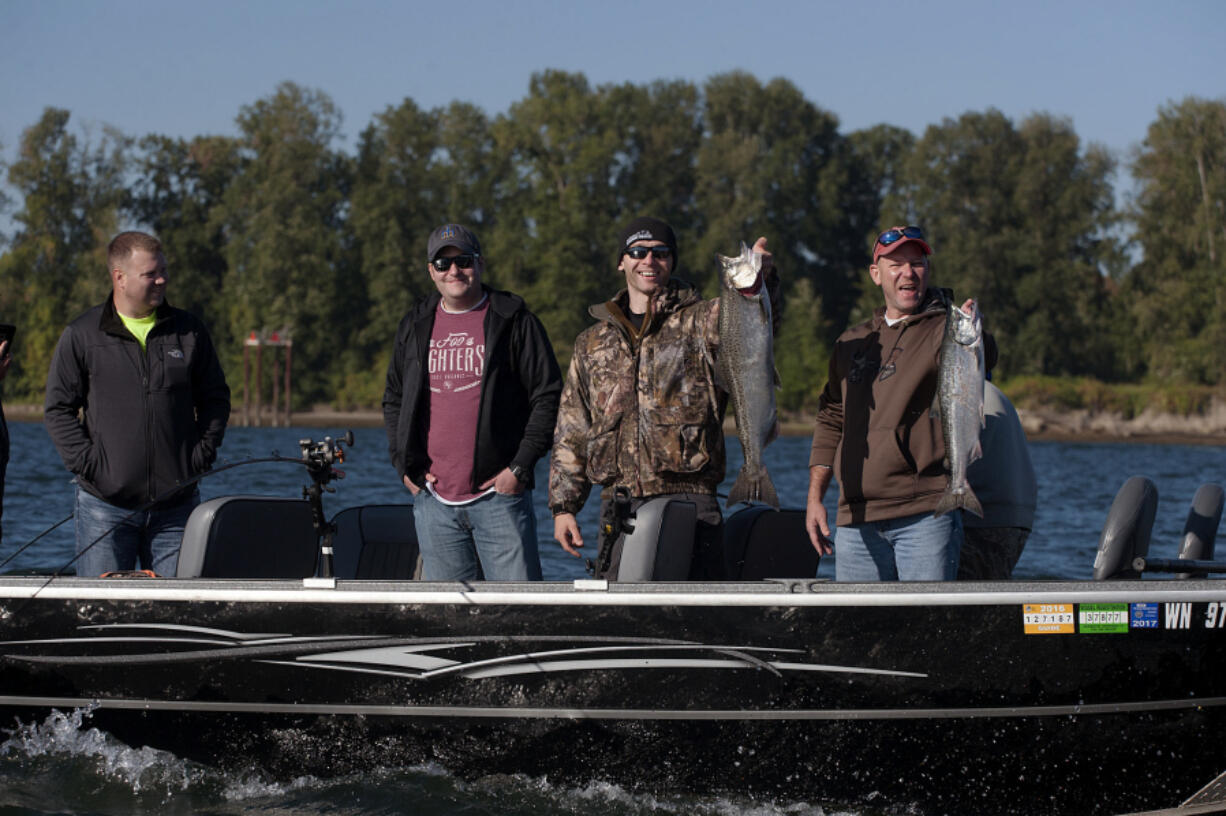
[[0, 434, 1223, 815]]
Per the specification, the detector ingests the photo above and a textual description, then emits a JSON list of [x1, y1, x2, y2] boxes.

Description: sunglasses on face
[[876, 226, 925, 247], [431, 254, 479, 272], [624, 245, 673, 261]]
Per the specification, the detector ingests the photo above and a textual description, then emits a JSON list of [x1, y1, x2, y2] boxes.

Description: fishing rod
[[0, 513, 73, 573], [5, 432, 354, 603]]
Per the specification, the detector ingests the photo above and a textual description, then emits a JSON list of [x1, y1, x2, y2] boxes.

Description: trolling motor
[[299, 431, 354, 578]]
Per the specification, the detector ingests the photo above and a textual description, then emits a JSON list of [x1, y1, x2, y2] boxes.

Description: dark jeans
[[74, 486, 199, 577]]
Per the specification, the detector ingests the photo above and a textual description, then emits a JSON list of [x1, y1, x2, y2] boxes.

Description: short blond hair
[[108, 231, 163, 269]]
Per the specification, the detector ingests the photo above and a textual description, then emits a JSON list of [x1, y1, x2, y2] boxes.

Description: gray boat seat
[[330, 504, 421, 579], [609, 497, 696, 581], [1092, 476, 1158, 580], [1176, 483, 1224, 578], [177, 496, 318, 578], [724, 505, 820, 580]]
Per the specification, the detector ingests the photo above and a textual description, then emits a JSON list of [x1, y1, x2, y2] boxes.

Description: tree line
[[1, 71, 1222, 413]]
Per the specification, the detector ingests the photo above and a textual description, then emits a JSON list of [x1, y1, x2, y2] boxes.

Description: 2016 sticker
[[1023, 603, 1074, 634]]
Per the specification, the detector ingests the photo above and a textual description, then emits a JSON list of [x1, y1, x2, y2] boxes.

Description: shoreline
[[5, 404, 1223, 446]]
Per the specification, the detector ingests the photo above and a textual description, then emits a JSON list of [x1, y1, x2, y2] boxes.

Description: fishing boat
[[0, 433, 1223, 815]]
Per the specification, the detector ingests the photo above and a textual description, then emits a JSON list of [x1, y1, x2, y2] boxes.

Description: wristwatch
[[509, 463, 529, 483]]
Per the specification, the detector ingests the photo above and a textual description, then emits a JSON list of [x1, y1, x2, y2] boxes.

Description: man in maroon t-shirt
[[383, 224, 562, 580]]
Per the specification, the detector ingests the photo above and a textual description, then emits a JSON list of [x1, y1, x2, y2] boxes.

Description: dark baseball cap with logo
[[427, 223, 482, 261]]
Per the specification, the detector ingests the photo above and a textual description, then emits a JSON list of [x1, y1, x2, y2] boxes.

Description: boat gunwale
[[0, 576, 1224, 606]]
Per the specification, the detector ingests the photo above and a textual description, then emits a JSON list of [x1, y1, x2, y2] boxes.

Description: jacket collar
[[99, 297, 173, 338], [414, 285, 522, 321], [871, 286, 952, 329], [590, 278, 702, 338]]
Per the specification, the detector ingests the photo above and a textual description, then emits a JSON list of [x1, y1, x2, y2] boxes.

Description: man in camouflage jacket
[[549, 216, 777, 579]]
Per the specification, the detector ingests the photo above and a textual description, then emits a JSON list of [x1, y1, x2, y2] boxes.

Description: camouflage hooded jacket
[[549, 279, 727, 516]]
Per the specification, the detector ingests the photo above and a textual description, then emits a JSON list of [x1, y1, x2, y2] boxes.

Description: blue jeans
[[835, 511, 962, 581], [412, 489, 542, 581], [74, 486, 199, 577]]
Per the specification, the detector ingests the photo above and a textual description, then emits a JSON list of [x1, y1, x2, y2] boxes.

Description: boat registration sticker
[[1023, 603, 1074, 634], [1079, 603, 1128, 633], [1130, 602, 1160, 629]]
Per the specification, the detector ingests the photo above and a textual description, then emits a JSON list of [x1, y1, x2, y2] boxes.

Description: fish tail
[[727, 466, 780, 509], [933, 485, 985, 519], [758, 467, 779, 509]]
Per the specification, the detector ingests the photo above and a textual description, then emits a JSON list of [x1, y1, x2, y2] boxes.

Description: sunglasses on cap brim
[[876, 226, 925, 247]]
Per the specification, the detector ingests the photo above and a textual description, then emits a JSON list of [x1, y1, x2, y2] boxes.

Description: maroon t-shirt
[[425, 297, 489, 501]]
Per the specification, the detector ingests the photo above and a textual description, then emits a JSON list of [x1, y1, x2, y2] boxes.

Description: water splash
[[0, 708, 330, 812], [454, 771, 857, 816], [0, 705, 207, 794], [0, 715, 872, 816]]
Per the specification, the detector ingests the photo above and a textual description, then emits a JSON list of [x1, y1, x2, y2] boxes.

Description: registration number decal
[[1023, 603, 1075, 634]]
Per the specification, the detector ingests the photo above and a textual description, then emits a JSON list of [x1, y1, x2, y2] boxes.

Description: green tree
[[0, 108, 128, 400], [695, 73, 872, 409], [695, 73, 872, 336], [886, 110, 1118, 379], [1126, 97, 1226, 384], [775, 277, 830, 413], [490, 70, 630, 359], [600, 79, 703, 238], [130, 134, 241, 335], [215, 82, 353, 405], [350, 98, 444, 367], [842, 124, 917, 327], [346, 99, 502, 406]]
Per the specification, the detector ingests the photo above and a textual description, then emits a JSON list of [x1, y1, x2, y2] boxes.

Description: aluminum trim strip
[[0, 695, 1223, 720], [2, 583, 1224, 607]]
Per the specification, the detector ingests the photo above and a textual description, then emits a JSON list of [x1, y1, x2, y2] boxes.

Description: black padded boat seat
[[177, 496, 318, 578], [330, 504, 421, 579], [724, 505, 820, 580]]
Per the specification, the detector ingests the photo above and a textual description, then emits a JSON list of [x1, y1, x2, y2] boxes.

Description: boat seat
[[329, 504, 421, 580], [1092, 476, 1158, 580], [724, 505, 820, 580], [177, 496, 319, 579], [1176, 483, 1224, 578], [610, 497, 696, 581]]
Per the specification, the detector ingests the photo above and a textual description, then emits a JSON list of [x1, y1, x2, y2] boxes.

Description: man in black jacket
[[45, 232, 230, 576], [383, 224, 562, 581]]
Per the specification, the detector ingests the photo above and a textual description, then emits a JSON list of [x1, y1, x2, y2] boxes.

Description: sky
[[1, 0, 1223, 205]]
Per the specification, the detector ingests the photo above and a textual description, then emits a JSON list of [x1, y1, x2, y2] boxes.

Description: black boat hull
[[2, 577, 1225, 814]]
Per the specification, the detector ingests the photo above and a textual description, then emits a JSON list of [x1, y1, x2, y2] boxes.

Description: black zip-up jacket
[[382, 287, 562, 491], [44, 298, 230, 510]]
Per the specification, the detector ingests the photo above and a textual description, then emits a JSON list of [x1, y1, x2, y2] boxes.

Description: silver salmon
[[717, 242, 779, 508], [934, 299, 985, 517]]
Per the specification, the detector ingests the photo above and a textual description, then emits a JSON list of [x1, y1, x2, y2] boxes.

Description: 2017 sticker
[[1130, 603, 1160, 629]]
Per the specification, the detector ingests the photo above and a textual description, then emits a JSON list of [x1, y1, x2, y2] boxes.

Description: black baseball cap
[[427, 223, 482, 261]]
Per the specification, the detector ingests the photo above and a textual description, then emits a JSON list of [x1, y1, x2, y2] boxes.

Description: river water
[[0, 421, 1222, 814]]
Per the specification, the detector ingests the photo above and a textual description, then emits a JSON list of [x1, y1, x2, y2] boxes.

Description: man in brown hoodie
[[805, 226, 996, 581]]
